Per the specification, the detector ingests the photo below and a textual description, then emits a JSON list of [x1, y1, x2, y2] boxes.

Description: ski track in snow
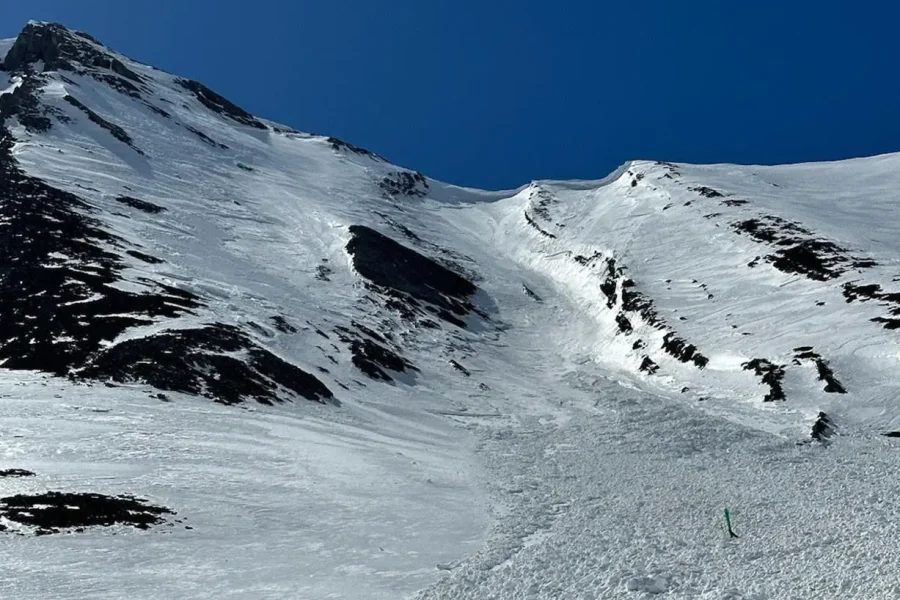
[[3, 24, 900, 599]]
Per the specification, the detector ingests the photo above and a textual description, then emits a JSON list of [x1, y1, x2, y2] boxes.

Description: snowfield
[[3, 21, 900, 599]]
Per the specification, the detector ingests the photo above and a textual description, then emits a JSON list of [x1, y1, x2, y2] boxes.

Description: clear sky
[[2, 1, 899, 189]]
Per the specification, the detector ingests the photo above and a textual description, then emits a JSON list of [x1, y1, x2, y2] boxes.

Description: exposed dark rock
[[337, 327, 417, 382], [271, 316, 297, 334], [883, 432, 900, 438], [524, 211, 556, 238], [733, 216, 874, 281], [639, 356, 659, 375], [632, 340, 644, 350], [450, 359, 470, 376], [0, 469, 35, 478], [380, 170, 428, 198], [842, 282, 900, 332], [0, 75, 54, 132], [529, 187, 557, 222], [115, 195, 165, 214], [599, 258, 619, 309], [176, 78, 266, 129], [689, 186, 724, 198], [621, 279, 662, 328], [126, 250, 164, 264], [184, 124, 228, 149], [661, 332, 708, 369], [0, 491, 173, 533], [574, 252, 603, 266], [523, 284, 542, 302], [872, 317, 900, 329], [327, 136, 382, 160], [655, 161, 681, 177], [81, 324, 333, 405], [721, 199, 748, 207], [0, 125, 209, 377], [816, 359, 846, 394], [236, 162, 255, 172], [742, 358, 786, 402], [5, 22, 145, 84], [145, 103, 171, 118], [372, 212, 481, 284], [63, 95, 144, 154], [810, 412, 835, 442], [315, 263, 333, 282], [346, 225, 479, 328], [615, 312, 633, 335]]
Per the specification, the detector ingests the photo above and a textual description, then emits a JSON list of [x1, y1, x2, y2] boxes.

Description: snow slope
[[3, 21, 900, 599]]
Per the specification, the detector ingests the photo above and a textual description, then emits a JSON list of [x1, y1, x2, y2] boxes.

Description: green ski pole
[[724, 507, 739, 539]]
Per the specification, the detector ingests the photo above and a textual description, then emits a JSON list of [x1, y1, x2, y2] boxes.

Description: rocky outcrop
[[4, 22, 147, 98], [177, 78, 267, 129], [346, 225, 480, 328]]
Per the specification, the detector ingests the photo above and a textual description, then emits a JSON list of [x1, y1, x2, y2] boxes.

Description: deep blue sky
[[2, 1, 899, 189]]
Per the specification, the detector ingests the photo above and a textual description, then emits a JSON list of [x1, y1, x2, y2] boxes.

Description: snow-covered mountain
[[3, 21, 900, 600]]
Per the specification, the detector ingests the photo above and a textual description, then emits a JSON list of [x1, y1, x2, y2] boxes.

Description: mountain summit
[[3, 20, 900, 600]]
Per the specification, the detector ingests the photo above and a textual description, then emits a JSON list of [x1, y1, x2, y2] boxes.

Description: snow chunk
[[625, 575, 670, 594]]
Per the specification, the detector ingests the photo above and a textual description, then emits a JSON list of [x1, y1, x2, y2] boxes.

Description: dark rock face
[[80, 324, 334, 405], [450, 359, 470, 376], [115, 195, 166, 214], [0, 123, 330, 406], [0, 469, 35, 478], [380, 170, 428, 198], [63, 94, 144, 154], [126, 249, 164, 264], [0, 125, 191, 375], [523, 284, 543, 302], [843, 281, 900, 331], [742, 358, 786, 402], [524, 210, 556, 238], [4, 22, 147, 99], [615, 312, 634, 335], [315, 263, 333, 281], [792, 346, 846, 394], [184, 124, 229, 149], [578, 254, 709, 372], [661, 333, 709, 369], [346, 225, 479, 328], [0, 491, 173, 534], [176, 78, 266, 129], [374, 211, 482, 284], [688, 186, 724, 198], [327, 136, 383, 160], [639, 356, 659, 375], [271, 316, 298, 334], [0, 76, 54, 132], [810, 412, 835, 442], [5, 22, 141, 79], [335, 324, 417, 382], [732, 216, 875, 281]]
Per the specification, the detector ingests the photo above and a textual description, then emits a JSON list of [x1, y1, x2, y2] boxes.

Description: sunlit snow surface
[[3, 24, 900, 599]]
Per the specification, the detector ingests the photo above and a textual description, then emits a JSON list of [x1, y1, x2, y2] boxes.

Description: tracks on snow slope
[[412, 261, 900, 600]]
